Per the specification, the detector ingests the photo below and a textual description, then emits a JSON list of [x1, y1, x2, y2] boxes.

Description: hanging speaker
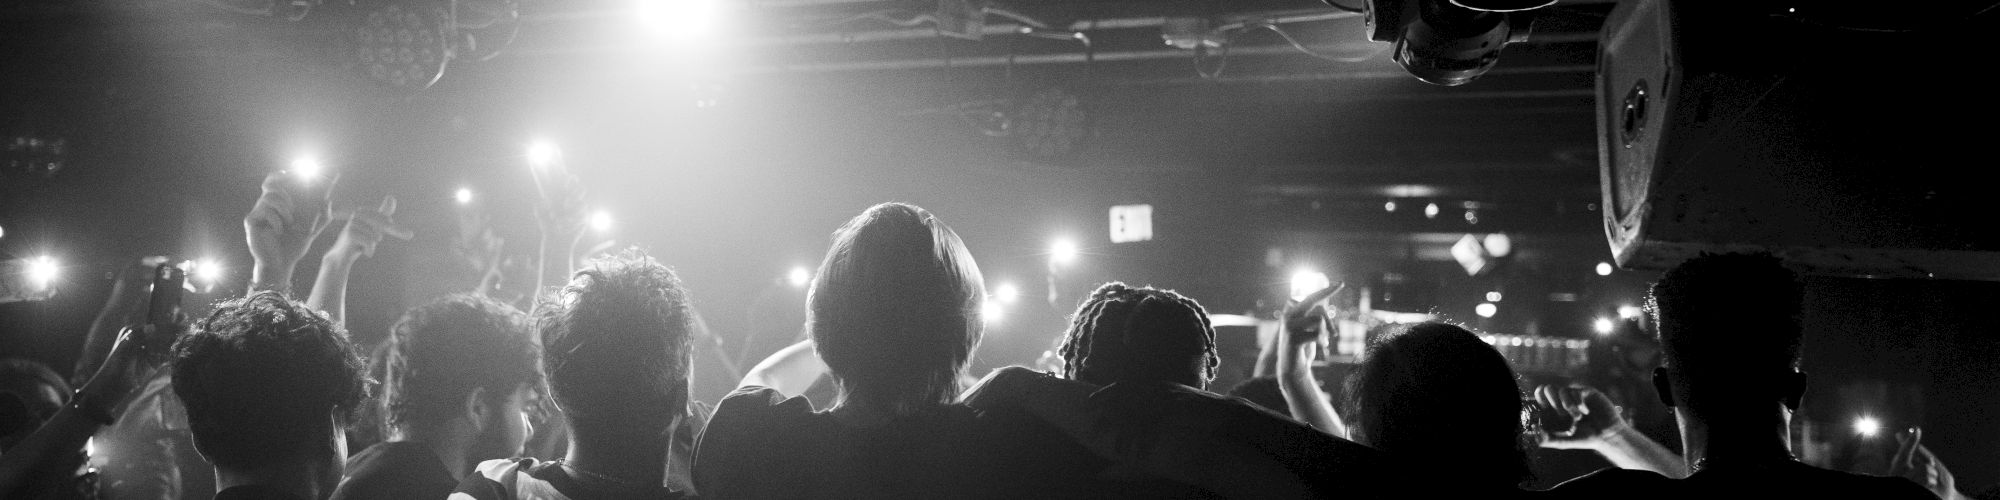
[[1597, 0, 2000, 280]]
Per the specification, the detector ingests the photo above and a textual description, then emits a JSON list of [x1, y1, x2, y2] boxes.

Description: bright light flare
[[787, 266, 812, 288], [527, 141, 561, 168], [1596, 262, 1615, 276], [1618, 305, 1644, 320], [290, 157, 323, 181], [588, 211, 613, 232], [191, 258, 224, 286], [1383, 201, 1397, 212], [454, 187, 473, 205], [636, 0, 722, 41], [994, 282, 1020, 304], [1593, 317, 1616, 335], [982, 299, 1004, 325], [1485, 291, 1503, 302], [1854, 416, 1881, 437], [1475, 302, 1497, 318], [1289, 270, 1331, 302], [26, 256, 58, 288], [85, 437, 94, 458], [1424, 203, 1440, 219], [1050, 239, 1080, 265]]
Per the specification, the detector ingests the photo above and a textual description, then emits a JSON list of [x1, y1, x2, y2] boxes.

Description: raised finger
[[377, 195, 398, 216]]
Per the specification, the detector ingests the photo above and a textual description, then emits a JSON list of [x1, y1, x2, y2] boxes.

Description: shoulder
[[333, 443, 455, 500], [694, 387, 819, 498], [451, 458, 551, 500], [711, 386, 814, 422]]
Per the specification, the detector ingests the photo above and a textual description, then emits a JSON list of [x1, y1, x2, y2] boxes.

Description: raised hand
[[1885, 428, 1964, 500], [1276, 284, 1347, 436], [1534, 384, 1624, 448], [244, 171, 338, 292], [327, 196, 415, 261]]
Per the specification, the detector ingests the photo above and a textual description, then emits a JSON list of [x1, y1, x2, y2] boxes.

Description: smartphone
[[147, 262, 186, 328], [1528, 398, 1577, 435]]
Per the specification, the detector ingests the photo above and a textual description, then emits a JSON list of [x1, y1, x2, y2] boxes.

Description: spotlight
[[1384, 201, 1398, 212], [1475, 302, 1497, 318], [1854, 416, 1881, 438], [1289, 270, 1331, 302], [1050, 239, 1080, 265], [994, 282, 1020, 304], [636, 0, 722, 41], [588, 211, 613, 232], [982, 299, 1004, 325], [1485, 291, 1502, 302], [1593, 317, 1615, 335], [1482, 233, 1512, 258], [527, 141, 561, 168], [454, 187, 473, 205], [1596, 262, 1614, 276], [290, 157, 323, 181], [787, 266, 812, 288], [1617, 305, 1643, 320], [27, 256, 58, 289], [349, 2, 452, 91], [191, 258, 224, 289], [1424, 203, 1440, 219]]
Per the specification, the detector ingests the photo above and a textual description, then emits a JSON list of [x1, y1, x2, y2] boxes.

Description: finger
[[1535, 385, 1558, 409], [377, 195, 398, 216], [1291, 286, 1342, 315], [1892, 429, 1922, 469]]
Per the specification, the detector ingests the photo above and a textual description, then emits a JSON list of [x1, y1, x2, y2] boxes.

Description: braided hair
[[1056, 282, 1219, 389]]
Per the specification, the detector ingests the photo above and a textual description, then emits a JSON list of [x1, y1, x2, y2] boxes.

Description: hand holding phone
[[146, 262, 186, 329]]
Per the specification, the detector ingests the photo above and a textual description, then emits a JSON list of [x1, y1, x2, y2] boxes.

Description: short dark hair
[[538, 248, 694, 434], [1057, 282, 1217, 388], [381, 294, 542, 430], [808, 202, 984, 415], [171, 291, 368, 468], [1344, 322, 1530, 489], [1648, 252, 1804, 389]]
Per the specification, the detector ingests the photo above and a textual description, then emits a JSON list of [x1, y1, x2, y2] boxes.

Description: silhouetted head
[[0, 358, 68, 452], [809, 202, 985, 416], [382, 293, 543, 459], [539, 248, 695, 438], [172, 291, 368, 477], [1345, 322, 1531, 490], [1057, 282, 1218, 389], [1647, 253, 1807, 419]]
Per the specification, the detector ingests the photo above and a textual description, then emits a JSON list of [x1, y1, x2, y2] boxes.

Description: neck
[[396, 424, 474, 481], [563, 417, 676, 487], [1675, 404, 1795, 470], [215, 461, 335, 500]]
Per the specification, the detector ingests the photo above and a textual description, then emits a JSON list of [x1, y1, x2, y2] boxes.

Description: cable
[[1251, 22, 1385, 63], [984, 6, 1051, 30], [1324, 0, 1366, 14]]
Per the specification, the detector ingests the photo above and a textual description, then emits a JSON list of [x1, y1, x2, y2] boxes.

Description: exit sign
[[1109, 204, 1153, 243]]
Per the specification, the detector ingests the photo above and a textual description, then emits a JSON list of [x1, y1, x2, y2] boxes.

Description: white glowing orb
[[454, 187, 473, 205], [982, 299, 1004, 324], [588, 211, 613, 232], [1618, 305, 1644, 320], [1475, 302, 1497, 318], [27, 256, 58, 288], [994, 283, 1020, 304], [1383, 201, 1397, 212], [193, 258, 224, 285], [527, 141, 561, 168], [787, 267, 812, 288], [1289, 270, 1331, 302], [1855, 416, 1881, 437], [1593, 317, 1615, 335], [1050, 239, 1079, 265], [1596, 262, 1614, 276], [1485, 291, 1503, 302], [1424, 203, 1440, 219], [290, 157, 323, 180], [637, 0, 722, 40]]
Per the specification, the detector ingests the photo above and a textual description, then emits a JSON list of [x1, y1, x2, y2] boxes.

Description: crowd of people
[[0, 168, 1978, 499]]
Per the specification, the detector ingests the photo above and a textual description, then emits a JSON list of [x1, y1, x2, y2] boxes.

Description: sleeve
[[450, 459, 524, 500], [691, 386, 812, 500]]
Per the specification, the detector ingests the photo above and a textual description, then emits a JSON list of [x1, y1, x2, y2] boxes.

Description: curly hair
[[1648, 253, 1803, 401], [379, 293, 541, 431], [808, 202, 985, 416], [537, 248, 694, 434], [170, 290, 369, 468], [1057, 282, 1218, 389], [1344, 322, 1531, 490]]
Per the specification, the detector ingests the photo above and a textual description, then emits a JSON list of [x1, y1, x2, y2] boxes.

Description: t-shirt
[[692, 386, 1136, 499], [1551, 461, 1935, 499], [330, 441, 456, 500], [212, 484, 307, 500], [450, 458, 685, 500]]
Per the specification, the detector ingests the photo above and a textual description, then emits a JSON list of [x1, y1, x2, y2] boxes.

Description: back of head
[[0, 358, 69, 451], [1648, 252, 1804, 413], [539, 248, 695, 436], [171, 291, 369, 469], [808, 202, 984, 415], [381, 293, 541, 432], [1057, 282, 1217, 389], [1345, 322, 1530, 489]]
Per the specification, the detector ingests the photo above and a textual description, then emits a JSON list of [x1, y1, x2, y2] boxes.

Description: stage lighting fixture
[[1482, 233, 1512, 258], [290, 157, 323, 181], [1854, 416, 1881, 437], [1384, 201, 1397, 212], [788, 267, 812, 288], [1593, 317, 1615, 335], [1475, 302, 1497, 318], [1050, 239, 1079, 265], [994, 282, 1020, 304], [454, 187, 474, 205], [191, 258, 224, 289], [1289, 270, 1331, 302], [1618, 305, 1643, 320], [589, 211, 613, 232], [1424, 203, 1440, 219], [350, 1, 453, 91], [1485, 291, 1502, 302], [1596, 262, 1614, 276], [1014, 88, 1089, 162], [1356, 0, 1550, 86], [527, 141, 561, 168], [27, 256, 58, 289]]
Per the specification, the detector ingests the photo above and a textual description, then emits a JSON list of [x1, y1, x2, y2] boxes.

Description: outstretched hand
[[245, 171, 338, 270], [327, 195, 414, 261], [79, 318, 185, 419], [1534, 384, 1625, 449], [1884, 428, 1963, 500], [1280, 285, 1343, 365]]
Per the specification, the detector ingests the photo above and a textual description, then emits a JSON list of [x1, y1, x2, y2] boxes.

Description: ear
[[1652, 367, 1676, 408], [464, 386, 492, 433], [1779, 370, 1807, 410]]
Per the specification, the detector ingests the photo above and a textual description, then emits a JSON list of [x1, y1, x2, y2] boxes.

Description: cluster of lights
[[350, 3, 452, 91]]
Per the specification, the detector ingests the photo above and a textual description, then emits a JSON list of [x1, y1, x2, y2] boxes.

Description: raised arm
[[306, 196, 412, 326], [71, 256, 167, 386], [1277, 285, 1348, 437], [0, 321, 178, 496], [244, 171, 337, 295], [1535, 384, 1691, 478], [737, 339, 827, 396]]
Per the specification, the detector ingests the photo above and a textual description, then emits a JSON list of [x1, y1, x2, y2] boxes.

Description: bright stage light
[[191, 258, 224, 287], [1475, 302, 1497, 318], [527, 141, 561, 168], [982, 299, 1004, 325], [994, 282, 1020, 304], [1424, 203, 1440, 219], [1289, 270, 1331, 302], [1596, 262, 1615, 276], [1384, 200, 1398, 212], [290, 157, 323, 181], [1618, 305, 1643, 320], [1593, 317, 1615, 335], [1050, 239, 1079, 265], [454, 187, 473, 205], [1854, 416, 1881, 437], [1485, 291, 1503, 302], [636, 0, 722, 40], [27, 256, 58, 289], [788, 267, 812, 288], [589, 211, 613, 232]]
